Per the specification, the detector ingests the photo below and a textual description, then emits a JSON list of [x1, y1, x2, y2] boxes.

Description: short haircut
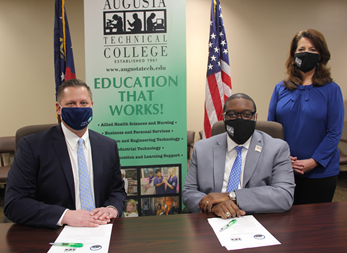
[[223, 93, 257, 112], [155, 169, 161, 174], [57, 79, 92, 103]]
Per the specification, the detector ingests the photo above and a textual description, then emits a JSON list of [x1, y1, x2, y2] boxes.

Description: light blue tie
[[77, 138, 95, 211], [227, 146, 243, 192]]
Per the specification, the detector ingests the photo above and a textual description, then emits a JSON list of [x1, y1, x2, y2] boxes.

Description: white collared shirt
[[61, 123, 95, 209], [221, 135, 252, 193]]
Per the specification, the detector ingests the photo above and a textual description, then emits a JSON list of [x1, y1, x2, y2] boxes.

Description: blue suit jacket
[[4, 124, 126, 228], [183, 131, 295, 214]]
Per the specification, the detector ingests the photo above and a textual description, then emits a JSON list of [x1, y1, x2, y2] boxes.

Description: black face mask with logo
[[224, 118, 256, 144], [294, 52, 319, 73]]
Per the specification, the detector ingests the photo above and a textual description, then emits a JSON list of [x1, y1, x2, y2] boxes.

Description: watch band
[[228, 191, 238, 205]]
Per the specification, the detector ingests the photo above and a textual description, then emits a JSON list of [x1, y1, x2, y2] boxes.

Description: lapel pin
[[255, 145, 262, 152]]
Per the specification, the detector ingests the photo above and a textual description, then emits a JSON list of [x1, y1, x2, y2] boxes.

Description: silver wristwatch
[[228, 191, 237, 203]]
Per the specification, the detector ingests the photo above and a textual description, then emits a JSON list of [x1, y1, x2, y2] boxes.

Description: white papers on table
[[47, 224, 113, 253], [208, 215, 280, 251]]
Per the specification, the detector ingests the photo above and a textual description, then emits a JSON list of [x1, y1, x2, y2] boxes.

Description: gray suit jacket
[[183, 131, 295, 214]]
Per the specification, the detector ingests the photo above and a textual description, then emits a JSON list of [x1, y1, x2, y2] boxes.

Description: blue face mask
[[60, 106, 93, 130]]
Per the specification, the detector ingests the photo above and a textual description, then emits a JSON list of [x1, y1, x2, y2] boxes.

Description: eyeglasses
[[223, 110, 256, 120]]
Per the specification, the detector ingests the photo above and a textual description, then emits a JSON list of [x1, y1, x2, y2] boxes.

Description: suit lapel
[[51, 124, 76, 205], [89, 130, 103, 207], [213, 133, 227, 193], [243, 131, 263, 187]]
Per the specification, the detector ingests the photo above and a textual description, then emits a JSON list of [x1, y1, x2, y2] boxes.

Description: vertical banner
[[84, 0, 186, 217]]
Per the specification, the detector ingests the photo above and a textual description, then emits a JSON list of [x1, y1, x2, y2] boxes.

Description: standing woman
[[268, 29, 344, 205], [165, 167, 178, 194], [153, 169, 165, 194]]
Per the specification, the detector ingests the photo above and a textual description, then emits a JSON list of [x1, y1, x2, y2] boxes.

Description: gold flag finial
[[214, 0, 217, 17]]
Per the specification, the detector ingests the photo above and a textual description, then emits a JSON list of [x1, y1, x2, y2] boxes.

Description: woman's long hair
[[284, 29, 333, 90]]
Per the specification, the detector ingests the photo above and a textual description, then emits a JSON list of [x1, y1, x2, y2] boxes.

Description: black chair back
[[211, 120, 284, 140]]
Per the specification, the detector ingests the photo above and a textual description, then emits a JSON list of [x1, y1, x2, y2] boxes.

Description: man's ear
[[56, 102, 62, 115]]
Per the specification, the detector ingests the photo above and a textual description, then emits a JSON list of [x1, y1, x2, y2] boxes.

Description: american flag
[[203, 0, 232, 139], [54, 0, 76, 100]]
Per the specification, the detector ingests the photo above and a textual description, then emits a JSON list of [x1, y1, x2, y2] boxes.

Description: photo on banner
[[141, 196, 180, 216], [141, 166, 179, 195], [84, 0, 187, 207], [123, 168, 138, 196], [123, 198, 139, 218], [121, 165, 181, 217]]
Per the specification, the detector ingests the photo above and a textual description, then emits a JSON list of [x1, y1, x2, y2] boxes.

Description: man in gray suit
[[183, 93, 295, 218]]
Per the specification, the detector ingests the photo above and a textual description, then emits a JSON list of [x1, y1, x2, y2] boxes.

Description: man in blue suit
[[5, 79, 126, 228], [183, 93, 295, 218]]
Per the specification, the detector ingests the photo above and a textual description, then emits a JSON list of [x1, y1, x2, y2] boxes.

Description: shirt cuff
[[57, 209, 68, 226]]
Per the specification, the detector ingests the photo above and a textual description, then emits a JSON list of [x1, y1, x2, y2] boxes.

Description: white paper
[[208, 215, 280, 251], [47, 224, 113, 253]]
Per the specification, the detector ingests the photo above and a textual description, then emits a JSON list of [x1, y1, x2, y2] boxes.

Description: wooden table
[[1, 201, 347, 252]]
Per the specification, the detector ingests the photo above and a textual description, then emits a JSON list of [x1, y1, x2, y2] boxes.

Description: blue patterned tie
[[227, 146, 243, 192], [77, 138, 95, 211]]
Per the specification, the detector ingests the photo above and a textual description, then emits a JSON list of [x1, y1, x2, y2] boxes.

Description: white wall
[[1, 0, 346, 142]]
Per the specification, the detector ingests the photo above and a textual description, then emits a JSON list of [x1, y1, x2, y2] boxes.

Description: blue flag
[[54, 0, 76, 100]]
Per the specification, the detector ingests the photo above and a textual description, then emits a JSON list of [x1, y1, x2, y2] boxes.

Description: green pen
[[219, 218, 237, 232], [49, 242, 84, 248]]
